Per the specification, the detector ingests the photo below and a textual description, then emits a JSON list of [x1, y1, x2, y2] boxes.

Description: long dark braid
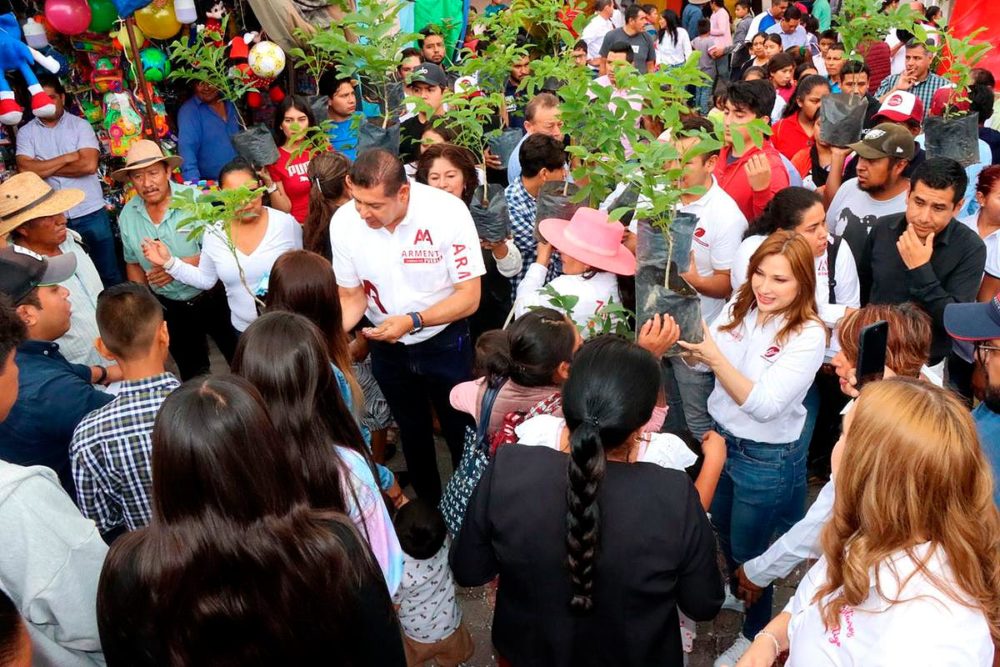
[[566, 419, 607, 613]]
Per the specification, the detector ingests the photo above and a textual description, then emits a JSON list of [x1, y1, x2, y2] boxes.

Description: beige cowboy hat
[[111, 140, 183, 183], [0, 172, 85, 238]]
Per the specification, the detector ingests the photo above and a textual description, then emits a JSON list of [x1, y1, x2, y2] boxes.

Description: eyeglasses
[[974, 344, 1000, 362]]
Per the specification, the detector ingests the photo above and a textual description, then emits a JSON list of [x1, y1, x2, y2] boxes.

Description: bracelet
[[754, 630, 781, 657], [95, 366, 108, 385], [164, 256, 177, 271], [266, 183, 277, 194]]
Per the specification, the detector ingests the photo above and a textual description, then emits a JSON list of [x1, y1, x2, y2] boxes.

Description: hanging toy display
[[173, 0, 197, 24], [80, 95, 104, 124], [132, 82, 168, 138], [44, 0, 91, 36], [199, 1, 227, 47], [248, 41, 285, 80], [0, 13, 61, 126], [103, 91, 143, 156], [90, 55, 123, 93], [134, 0, 182, 40], [112, 24, 146, 52], [136, 47, 170, 83], [87, 0, 118, 33]]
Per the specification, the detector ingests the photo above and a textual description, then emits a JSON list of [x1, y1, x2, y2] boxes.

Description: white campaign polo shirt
[[707, 301, 827, 443], [330, 181, 486, 344], [681, 177, 748, 325]]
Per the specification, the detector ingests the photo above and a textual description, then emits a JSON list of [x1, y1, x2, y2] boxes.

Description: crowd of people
[[0, 0, 999, 666]]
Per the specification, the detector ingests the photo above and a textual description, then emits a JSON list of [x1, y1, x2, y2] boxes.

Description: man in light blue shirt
[[765, 5, 808, 49], [177, 82, 240, 182]]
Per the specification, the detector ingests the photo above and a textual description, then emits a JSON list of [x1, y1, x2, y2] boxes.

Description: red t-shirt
[[267, 147, 312, 223], [771, 115, 811, 161]]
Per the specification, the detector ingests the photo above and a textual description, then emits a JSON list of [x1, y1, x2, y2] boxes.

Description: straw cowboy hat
[[538, 207, 636, 276], [111, 140, 183, 183], [0, 172, 85, 238]]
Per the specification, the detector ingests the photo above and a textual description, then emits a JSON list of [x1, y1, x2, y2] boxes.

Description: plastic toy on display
[[80, 95, 104, 124], [0, 13, 61, 125], [102, 91, 143, 156], [90, 55, 123, 93], [132, 82, 168, 138], [128, 46, 170, 83]]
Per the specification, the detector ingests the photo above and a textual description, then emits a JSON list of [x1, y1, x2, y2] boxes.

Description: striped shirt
[[70, 373, 180, 533]]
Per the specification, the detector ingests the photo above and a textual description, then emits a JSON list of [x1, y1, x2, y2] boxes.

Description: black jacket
[[451, 445, 723, 667]]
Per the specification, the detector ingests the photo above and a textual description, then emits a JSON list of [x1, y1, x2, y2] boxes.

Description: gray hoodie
[[0, 462, 107, 666]]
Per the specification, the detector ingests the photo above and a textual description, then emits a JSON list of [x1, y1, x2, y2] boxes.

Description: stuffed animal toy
[[0, 12, 61, 126], [200, 1, 227, 47], [226, 32, 285, 109]]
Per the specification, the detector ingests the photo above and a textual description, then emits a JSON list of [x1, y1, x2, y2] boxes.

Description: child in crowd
[[768, 52, 796, 104], [691, 18, 718, 114], [514, 207, 635, 337], [392, 500, 474, 667], [709, 81, 729, 123]]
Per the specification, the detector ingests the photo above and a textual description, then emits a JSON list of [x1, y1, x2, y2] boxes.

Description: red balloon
[[44, 0, 92, 36]]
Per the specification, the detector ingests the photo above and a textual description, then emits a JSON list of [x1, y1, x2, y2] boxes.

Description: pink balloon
[[44, 0, 92, 36]]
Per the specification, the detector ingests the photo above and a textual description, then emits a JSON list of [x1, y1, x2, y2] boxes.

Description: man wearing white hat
[[113, 140, 238, 380]]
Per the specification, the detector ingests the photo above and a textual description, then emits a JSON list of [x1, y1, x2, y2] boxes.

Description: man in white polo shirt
[[332, 149, 485, 503], [673, 117, 748, 439]]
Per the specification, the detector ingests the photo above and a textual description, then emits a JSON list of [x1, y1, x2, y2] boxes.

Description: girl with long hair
[[739, 33, 770, 79], [265, 250, 397, 493], [262, 95, 318, 223], [738, 378, 1000, 666], [679, 231, 827, 664], [231, 312, 403, 591], [302, 150, 352, 260], [142, 158, 302, 333], [772, 75, 831, 161], [96, 376, 405, 666], [451, 336, 723, 666], [655, 9, 692, 68]]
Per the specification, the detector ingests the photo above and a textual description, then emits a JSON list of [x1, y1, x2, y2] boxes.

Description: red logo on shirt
[[414, 229, 435, 245], [694, 227, 706, 238], [693, 226, 709, 248], [363, 280, 388, 314], [453, 243, 472, 280], [762, 345, 781, 360]]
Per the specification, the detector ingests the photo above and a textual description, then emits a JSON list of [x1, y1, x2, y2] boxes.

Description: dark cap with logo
[[848, 123, 916, 161], [0, 245, 77, 304], [408, 62, 449, 89]]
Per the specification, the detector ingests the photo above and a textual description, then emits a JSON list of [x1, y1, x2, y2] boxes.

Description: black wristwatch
[[407, 312, 424, 334]]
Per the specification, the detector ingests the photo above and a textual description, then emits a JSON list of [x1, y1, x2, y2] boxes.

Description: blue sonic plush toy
[[0, 12, 62, 125]]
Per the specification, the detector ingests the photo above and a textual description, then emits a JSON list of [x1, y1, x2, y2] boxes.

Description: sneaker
[[714, 636, 752, 667], [721, 589, 745, 614]]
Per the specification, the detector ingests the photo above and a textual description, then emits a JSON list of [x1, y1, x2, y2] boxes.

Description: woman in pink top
[[708, 0, 732, 78]]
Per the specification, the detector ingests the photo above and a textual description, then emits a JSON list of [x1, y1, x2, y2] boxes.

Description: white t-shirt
[[392, 539, 462, 643], [582, 14, 615, 59], [960, 212, 1000, 279], [682, 178, 748, 324], [514, 266, 621, 337], [330, 181, 486, 344], [827, 178, 909, 238], [885, 29, 907, 76], [167, 207, 302, 332], [656, 28, 692, 67], [707, 301, 827, 443], [787, 543, 995, 666]]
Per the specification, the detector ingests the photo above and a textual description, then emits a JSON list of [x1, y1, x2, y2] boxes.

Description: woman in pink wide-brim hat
[[513, 207, 636, 336]]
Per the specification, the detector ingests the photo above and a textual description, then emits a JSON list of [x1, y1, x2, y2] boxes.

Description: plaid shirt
[[70, 373, 180, 533], [875, 72, 951, 116], [505, 179, 561, 291]]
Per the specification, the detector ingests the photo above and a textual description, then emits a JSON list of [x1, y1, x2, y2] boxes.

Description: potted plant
[[168, 16, 278, 168], [169, 182, 269, 310], [923, 28, 990, 167], [307, 0, 420, 155], [821, 0, 925, 146]]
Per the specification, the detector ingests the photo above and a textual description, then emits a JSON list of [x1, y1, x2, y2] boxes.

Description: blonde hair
[[816, 378, 1000, 642], [720, 230, 823, 346]]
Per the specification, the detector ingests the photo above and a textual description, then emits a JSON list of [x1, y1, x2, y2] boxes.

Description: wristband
[[164, 256, 178, 271], [754, 630, 781, 657], [266, 183, 277, 194], [95, 366, 108, 385], [407, 312, 424, 334]]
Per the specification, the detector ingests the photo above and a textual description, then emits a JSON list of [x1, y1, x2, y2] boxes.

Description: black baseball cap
[[408, 62, 449, 88], [0, 246, 77, 304]]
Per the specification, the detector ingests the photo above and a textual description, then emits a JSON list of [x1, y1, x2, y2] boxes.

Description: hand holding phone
[[856, 320, 889, 390]]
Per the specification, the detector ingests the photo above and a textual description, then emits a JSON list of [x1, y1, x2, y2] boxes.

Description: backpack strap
[[828, 235, 841, 305], [476, 379, 508, 452]]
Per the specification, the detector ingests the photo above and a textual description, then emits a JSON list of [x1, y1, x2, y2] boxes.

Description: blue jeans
[[695, 85, 713, 115], [369, 321, 474, 504], [67, 207, 123, 286], [710, 427, 808, 640], [669, 357, 715, 440], [796, 379, 821, 452]]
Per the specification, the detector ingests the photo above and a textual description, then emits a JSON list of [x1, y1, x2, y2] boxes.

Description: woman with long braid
[[451, 336, 723, 666]]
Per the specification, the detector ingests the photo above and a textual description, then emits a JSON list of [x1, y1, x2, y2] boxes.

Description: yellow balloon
[[134, 0, 181, 40], [115, 23, 145, 51]]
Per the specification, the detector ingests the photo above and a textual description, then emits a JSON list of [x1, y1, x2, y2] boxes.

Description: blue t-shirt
[[332, 363, 394, 490], [972, 404, 1000, 507], [327, 113, 364, 161]]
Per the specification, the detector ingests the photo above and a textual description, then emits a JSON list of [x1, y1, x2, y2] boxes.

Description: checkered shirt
[[505, 178, 561, 290], [70, 373, 180, 533]]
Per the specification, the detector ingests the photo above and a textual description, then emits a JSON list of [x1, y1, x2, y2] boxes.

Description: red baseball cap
[[873, 91, 925, 125], [929, 86, 969, 117]]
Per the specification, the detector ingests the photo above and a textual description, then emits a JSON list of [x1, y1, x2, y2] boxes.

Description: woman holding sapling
[[142, 158, 303, 333], [263, 96, 322, 224]]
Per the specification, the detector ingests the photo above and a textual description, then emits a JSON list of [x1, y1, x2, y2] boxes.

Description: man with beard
[[504, 55, 531, 131], [418, 28, 458, 88], [114, 141, 238, 380], [826, 123, 915, 270], [944, 297, 1000, 506]]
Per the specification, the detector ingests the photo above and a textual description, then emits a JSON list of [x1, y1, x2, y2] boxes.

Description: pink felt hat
[[539, 207, 636, 276]]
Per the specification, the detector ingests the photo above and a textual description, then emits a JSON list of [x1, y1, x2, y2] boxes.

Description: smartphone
[[856, 320, 888, 389]]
